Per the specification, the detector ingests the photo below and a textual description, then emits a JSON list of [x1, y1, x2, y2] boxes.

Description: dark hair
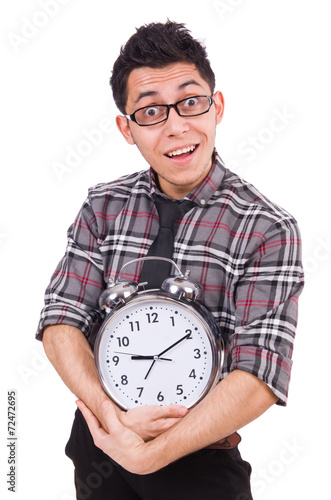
[[110, 20, 216, 114]]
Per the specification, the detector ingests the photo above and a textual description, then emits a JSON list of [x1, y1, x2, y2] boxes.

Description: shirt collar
[[149, 149, 226, 206]]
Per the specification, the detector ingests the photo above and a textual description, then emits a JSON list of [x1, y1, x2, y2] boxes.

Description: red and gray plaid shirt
[[37, 151, 304, 405]]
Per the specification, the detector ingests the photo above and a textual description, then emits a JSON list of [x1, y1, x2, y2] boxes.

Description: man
[[37, 21, 304, 499]]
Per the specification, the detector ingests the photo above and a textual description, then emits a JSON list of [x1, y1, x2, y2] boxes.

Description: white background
[[1, 1, 330, 498]]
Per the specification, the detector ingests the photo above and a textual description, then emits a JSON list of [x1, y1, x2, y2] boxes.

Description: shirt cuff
[[36, 303, 101, 342], [230, 345, 292, 406]]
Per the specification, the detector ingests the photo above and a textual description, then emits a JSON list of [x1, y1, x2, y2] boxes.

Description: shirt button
[[200, 199, 206, 206]]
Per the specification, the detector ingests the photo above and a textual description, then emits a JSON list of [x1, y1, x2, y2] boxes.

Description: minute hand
[[157, 332, 191, 357]]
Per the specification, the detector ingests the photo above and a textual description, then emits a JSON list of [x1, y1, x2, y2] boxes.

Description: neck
[[154, 175, 191, 200], [152, 154, 215, 200]]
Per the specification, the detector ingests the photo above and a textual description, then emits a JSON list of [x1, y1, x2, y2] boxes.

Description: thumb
[[100, 400, 124, 432], [158, 404, 188, 419], [76, 400, 107, 438]]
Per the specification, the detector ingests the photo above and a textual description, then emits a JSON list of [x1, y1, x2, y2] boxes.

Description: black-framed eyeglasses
[[125, 95, 214, 127]]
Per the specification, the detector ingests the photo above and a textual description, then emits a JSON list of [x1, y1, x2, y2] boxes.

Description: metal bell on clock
[[161, 270, 204, 302], [99, 279, 138, 313]]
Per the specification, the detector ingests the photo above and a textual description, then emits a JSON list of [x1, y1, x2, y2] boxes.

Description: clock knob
[[99, 280, 138, 312], [161, 271, 204, 302]]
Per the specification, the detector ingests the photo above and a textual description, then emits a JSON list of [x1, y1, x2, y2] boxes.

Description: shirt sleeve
[[36, 193, 105, 342], [230, 215, 304, 406]]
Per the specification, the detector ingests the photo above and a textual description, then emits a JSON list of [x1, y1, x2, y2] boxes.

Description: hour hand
[[131, 355, 172, 361], [114, 352, 172, 361]]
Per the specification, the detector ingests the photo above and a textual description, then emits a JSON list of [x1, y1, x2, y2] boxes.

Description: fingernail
[[101, 401, 110, 410]]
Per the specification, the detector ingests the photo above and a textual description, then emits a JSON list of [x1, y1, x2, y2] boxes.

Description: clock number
[[170, 316, 175, 327], [121, 375, 128, 385], [117, 336, 129, 347], [186, 329, 193, 339], [137, 387, 144, 398], [112, 355, 119, 366], [129, 321, 140, 332], [176, 384, 184, 395], [189, 369, 197, 379], [146, 312, 158, 323], [194, 348, 201, 359], [157, 391, 164, 402]]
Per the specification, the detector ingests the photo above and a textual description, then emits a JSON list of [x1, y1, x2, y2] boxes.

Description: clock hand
[[131, 355, 172, 361], [114, 351, 141, 356], [144, 360, 156, 380], [157, 332, 192, 357], [114, 352, 172, 361]]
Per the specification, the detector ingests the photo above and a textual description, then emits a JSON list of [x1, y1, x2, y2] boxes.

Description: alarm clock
[[94, 257, 223, 410]]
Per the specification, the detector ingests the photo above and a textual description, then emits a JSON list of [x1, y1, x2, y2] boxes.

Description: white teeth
[[168, 145, 196, 157]]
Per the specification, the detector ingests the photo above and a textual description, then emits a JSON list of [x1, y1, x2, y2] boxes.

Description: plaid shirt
[[36, 151, 304, 405]]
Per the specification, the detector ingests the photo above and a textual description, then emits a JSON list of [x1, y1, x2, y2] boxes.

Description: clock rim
[[94, 290, 222, 410]]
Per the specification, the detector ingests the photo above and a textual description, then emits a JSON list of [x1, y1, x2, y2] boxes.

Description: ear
[[213, 91, 225, 125], [116, 115, 135, 145]]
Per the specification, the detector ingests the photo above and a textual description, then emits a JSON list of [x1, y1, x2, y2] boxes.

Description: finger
[[153, 404, 188, 420], [76, 400, 107, 439], [100, 400, 125, 434]]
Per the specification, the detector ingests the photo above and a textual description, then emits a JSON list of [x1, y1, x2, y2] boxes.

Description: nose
[[164, 106, 189, 136]]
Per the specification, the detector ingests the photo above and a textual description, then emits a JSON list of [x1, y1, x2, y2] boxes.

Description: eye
[[183, 97, 199, 107], [143, 106, 161, 117]]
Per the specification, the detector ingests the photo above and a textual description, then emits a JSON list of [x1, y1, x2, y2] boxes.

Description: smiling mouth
[[166, 145, 198, 158]]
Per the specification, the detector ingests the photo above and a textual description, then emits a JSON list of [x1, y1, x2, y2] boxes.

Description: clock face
[[95, 293, 221, 410]]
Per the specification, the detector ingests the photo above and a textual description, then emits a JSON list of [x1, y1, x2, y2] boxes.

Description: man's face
[[116, 62, 224, 199]]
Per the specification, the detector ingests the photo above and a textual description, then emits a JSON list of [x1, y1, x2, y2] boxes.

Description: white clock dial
[[95, 294, 220, 410]]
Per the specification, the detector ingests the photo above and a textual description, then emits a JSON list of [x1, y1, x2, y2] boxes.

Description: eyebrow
[[133, 80, 205, 106], [134, 91, 158, 105], [178, 79, 204, 90]]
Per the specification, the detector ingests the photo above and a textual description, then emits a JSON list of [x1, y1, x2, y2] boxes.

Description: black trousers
[[65, 409, 253, 500]]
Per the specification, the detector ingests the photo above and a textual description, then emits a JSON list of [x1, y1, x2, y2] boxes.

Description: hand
[[76, 400, 157, 474], [120, 404, 188, 441]]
